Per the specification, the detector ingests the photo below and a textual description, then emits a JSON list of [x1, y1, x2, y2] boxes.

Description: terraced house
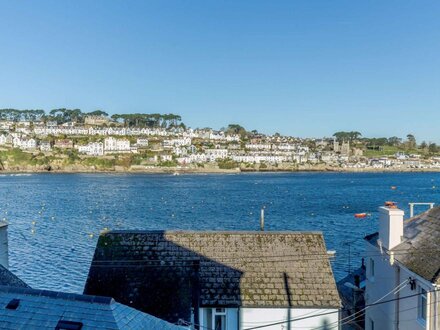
[[365, 204, 440, 330], [85, 230, 341, 329]]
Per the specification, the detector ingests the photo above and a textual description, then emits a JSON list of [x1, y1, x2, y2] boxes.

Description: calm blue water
[[1, 172, 439, 293]]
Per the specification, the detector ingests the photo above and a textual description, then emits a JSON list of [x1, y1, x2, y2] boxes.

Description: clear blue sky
[[1, 1, 439, 142]]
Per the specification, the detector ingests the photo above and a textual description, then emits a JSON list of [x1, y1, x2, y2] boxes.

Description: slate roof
[[85, 230, 341, 323], [365, 206, 440, 284], [0, 266, 29, 288], [0, 285, 186, 330]]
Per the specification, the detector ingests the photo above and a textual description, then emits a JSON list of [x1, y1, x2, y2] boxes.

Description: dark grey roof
[[0, 266, 29, 288], [0, 285, 186, 330], [365, 207, 440, 284], [85, 230, 341, 323]]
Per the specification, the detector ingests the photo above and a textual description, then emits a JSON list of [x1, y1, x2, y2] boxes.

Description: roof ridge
[[0, 285, 114, 305], [102, 230, 324, 235]]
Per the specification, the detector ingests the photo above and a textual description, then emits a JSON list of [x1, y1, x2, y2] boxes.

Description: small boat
[[172, 172, 180, 176], [391, 186, 397, 190], [354, 213, 367, 218]]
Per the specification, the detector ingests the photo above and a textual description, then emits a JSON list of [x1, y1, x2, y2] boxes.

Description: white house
[[136, 138, 149, 147], [39, 141, 52, 152], [104, 137, 131, 153], [205, 149, 228, 161], [85, 231, 341, 330], [0, 134, 8, 145], [364, 203, 440, 330], [77, 142, 104, 156], [13, 137, 36, 150]]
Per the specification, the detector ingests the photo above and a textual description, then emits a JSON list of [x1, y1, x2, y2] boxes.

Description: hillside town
[[0, 109, 440, 172]]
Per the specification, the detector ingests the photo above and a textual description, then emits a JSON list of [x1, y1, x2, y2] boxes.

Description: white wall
[[240, 308, 339, 330], [365, 241, 436, 330]]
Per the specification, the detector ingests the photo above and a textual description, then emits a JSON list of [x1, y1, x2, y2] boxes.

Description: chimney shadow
[[84, 231, 243, 326]]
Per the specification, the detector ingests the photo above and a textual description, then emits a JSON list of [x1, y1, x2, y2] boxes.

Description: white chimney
[[378, 204, 404, 250]]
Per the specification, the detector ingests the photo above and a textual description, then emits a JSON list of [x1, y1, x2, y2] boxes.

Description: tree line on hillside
[[333, 131, 439, 153], [0, 108, 184, 128], [110, 113, 183, 128]]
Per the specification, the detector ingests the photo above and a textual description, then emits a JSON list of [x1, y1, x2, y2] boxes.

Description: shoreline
[[2, 166, 440, 175]]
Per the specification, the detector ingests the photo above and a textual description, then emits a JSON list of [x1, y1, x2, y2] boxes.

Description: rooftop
[[85, 230, 341, 323], [0, 266, 29, 288], [0, 285, 186, 330], [365, 206, 440, 284]]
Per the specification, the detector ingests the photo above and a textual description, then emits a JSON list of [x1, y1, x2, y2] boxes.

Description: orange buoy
[[354, 213, 367, 218]]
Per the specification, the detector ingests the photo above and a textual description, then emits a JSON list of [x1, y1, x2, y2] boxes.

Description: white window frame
[[211, 308, 227, 330], [418, 286, 427, 327]]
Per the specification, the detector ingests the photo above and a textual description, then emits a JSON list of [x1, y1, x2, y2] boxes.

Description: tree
[[406, 134, 417, 149], [388, 136, 402, 147], [226, 124, 247, 137], [87, 110, 108, 117], [429, 143, 438, 154], [333, 131, 362, 142]]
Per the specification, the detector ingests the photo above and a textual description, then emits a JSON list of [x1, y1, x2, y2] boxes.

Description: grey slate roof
[[85, 230, 341, 324], [0, 266, 29, 288], [0, 285, 186, 330], [365, 206, 440, 284]]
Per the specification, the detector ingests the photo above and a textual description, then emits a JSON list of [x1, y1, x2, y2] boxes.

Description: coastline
[[2, 165, 440, 174]]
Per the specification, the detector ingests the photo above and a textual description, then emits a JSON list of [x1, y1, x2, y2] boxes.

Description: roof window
[[5, 299, 20, 310], [55, 320, 83, 330]]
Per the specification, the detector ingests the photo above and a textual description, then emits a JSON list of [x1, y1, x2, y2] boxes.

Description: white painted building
[[245, 143, 272, 151], [39, 141, 52, 152], [0, 135, 8, 145], [365, 203, 440, 330], [136, 138, 149, 147], [13, 137, 36, 150], [104, 137, 131, 153], [205, 149, 228, 161], [77, 142, 104, 156]]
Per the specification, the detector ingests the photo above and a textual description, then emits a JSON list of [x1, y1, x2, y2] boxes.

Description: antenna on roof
[[260, 207, 265, 231]]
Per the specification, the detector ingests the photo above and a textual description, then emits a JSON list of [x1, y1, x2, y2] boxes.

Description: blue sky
[[0, 1, 439, 142]]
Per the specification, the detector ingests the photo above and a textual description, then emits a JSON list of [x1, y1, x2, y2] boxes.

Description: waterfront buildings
[[1, 118, 440, 171]]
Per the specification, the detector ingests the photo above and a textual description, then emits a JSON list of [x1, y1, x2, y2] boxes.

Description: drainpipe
[[395, 266, 400, 330]]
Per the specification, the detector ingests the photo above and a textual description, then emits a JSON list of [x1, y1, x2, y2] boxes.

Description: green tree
[[406, 134, 417, 149], [429, 143, 438, 153]]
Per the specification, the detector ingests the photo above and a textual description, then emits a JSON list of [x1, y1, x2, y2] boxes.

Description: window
[[418, 287, 427, 325], [55, 320, 83, 330], [206, 308, 226, 330], [214, 308, 226, 330]]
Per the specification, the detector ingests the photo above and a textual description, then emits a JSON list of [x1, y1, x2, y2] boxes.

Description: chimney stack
[[0, 221, 8, 269], [378, 202, 404, 250]]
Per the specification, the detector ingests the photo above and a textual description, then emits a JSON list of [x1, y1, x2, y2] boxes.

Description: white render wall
[[240, 308, 339, 330], [199, 307, 339, 330], [365, 241, 436, 330]]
